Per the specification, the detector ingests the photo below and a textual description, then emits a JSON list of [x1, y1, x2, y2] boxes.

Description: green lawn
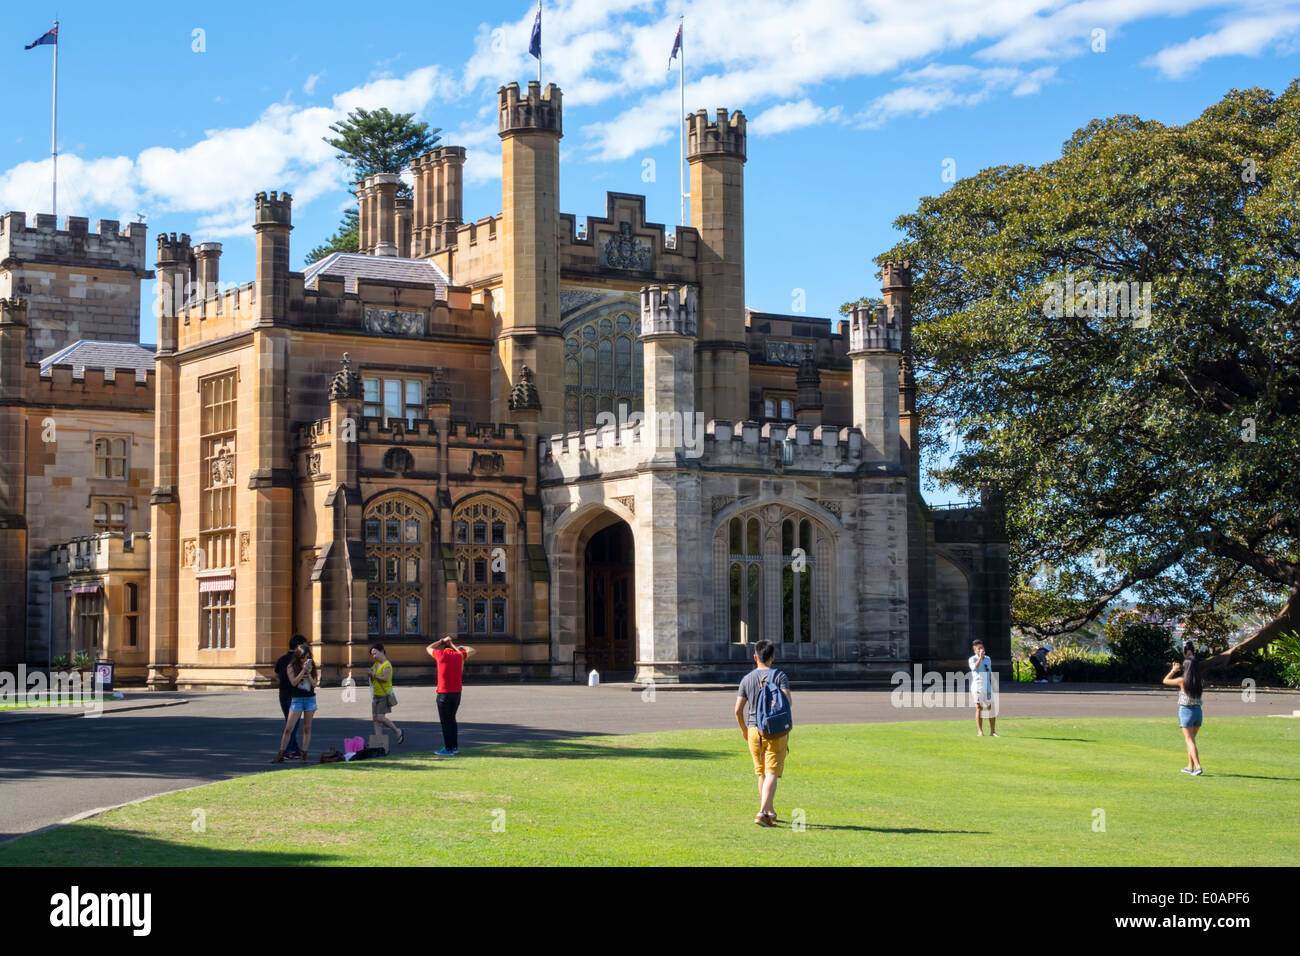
[[4, 718, 1296, 866]]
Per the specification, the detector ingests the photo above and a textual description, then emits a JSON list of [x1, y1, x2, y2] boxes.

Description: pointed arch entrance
[[584, 521, 634, 674]]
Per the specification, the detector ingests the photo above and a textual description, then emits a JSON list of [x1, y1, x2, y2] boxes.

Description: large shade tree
[[872, 82, 1299, 665]]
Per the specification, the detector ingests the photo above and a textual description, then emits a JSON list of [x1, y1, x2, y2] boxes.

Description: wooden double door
[[584, 522, 634, 674]]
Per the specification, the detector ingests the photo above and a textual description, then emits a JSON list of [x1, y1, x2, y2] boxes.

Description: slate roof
[[302, 253, 450, 296], [39, 340, 156, 375]]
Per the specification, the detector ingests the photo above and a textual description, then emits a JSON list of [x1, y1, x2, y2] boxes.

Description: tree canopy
[[873, 82, 1300, 663], [324, 107, 440, 189]]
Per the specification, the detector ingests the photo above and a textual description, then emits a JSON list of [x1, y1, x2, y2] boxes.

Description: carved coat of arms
[[600, 222, 651, 272]]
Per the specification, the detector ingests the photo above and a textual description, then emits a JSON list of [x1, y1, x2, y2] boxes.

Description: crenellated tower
[[498, 81, 564, 433], [848, 302, 902, 464], [881, 260, 918, 487], [253, 191, 292, 324], [0, 297, 29, 665], [686, 108, 748, 424]]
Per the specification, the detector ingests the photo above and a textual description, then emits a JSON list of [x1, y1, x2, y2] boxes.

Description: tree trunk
[[1206, 585, 1299, 670]]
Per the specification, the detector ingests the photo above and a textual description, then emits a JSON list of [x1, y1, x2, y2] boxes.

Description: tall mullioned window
[[563, 311, 643, 432], [453, 497, 513, 637], [365, 495, 431, 640], [716, 507, 830, 646], [93, 436, 129, 479], [199, 371, 237, 650]]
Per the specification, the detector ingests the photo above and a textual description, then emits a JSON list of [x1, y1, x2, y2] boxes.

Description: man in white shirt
[[969, 640, 998, 737]]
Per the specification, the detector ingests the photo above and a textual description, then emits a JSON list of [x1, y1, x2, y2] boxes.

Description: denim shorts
[[1178, 705, 1202, 728], [289, 696, 317, 713]]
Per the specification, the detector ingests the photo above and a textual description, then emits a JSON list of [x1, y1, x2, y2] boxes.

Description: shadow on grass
[[1011, 736, 1097, 742], [801, 824, 991, 834], [0, 824, 345, 867], [481, 741, 726, 761], [1211, 773, 1299, 782]]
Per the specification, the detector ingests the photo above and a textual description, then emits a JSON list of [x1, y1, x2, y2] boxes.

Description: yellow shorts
[[748, 727, 789, 778]]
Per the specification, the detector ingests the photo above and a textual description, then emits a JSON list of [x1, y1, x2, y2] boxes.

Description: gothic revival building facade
[[2, 81, 1008, 685], [143, 82, 1008, 687]]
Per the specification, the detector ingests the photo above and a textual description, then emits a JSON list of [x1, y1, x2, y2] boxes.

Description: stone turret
[[253, 191, 292, 324], [498, 82, 564, 433], [369, 173, 400, 257], [881, 260, 917, 486], [848, 301, 901, 464], [640, 284, 697, 460], [795, 347, 823, 426], [686, 108, 748, 424], [155, 232, 192, 350]]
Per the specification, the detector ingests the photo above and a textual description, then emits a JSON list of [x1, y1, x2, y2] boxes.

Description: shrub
[[1107, 620, 1180, 682], [1045, 644, 1114, 682], [71, 652, 93, 670], [52, 655, 69, 671]]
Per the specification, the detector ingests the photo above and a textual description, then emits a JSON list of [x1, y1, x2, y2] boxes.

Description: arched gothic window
[[564, 310, 643, 432], [452, 497, 515, 637], [714, 505, 832, 646], [365, 494, 431, 639]]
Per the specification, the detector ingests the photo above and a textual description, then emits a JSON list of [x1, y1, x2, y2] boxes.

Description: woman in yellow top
[[369, 643, 404, 745]]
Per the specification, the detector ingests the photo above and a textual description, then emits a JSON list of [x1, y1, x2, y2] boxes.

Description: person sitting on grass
[[734, 640, 792, 827], [969, 640, 998, 737], [426, 635, 475, 755], [1162, 641, 1204, 776], [274, 643, 319, 763], [369, 643, 404, 746]]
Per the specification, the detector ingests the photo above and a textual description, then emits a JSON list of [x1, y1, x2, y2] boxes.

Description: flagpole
[[51, 20, 59, 219], [679, 16, 685, 228]]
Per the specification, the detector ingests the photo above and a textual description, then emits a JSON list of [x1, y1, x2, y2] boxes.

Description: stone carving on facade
[[560, 287, 610, 317], [383, 447, 415, 474], [508, 365, 541, 411], [210, 441, 235, 487], [427, 366, 451, 404], [765, 339, 809, 366], [239, 531, 250, 564], [711, 494, 752, 515], [470, 451, 505, 475], [363, 308, 427, 336], [614, 495, 636, 515], [328, 352, 363, 401], [182, 538, 197, 567], [600, 222, 652, 272], [817, 499, 842, 518]]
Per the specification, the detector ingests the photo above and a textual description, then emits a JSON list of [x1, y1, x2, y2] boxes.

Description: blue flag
[[25, 25, 58, 49], [668, 24, 681, 71], [529, 3, 541, 60]]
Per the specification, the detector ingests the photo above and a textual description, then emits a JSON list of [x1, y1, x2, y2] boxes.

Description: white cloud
[[751, 99, 844, 136], [856, 64, 1057, 127], [1146, 10, 1300, 78], [304, 72, 325, 96]]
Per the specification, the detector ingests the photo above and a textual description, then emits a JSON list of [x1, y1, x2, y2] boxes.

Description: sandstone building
[[143, 82, 1007, 688], [0, 215, 155, 673], [1, 82, 1008, 686]]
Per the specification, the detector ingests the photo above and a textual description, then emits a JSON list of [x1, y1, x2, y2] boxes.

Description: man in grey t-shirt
[[734, 640, 792, 827]]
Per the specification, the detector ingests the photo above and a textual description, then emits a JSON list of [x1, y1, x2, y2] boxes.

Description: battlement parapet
[[641, 284, 697, 337], [881, 259, 913, 291], [539, 417, 871, 483], [49, 531, 152, 577], [254, 191, 293, 227], [498, 81, 563, 137], [156, 231, 192, 265], [1, 211, 150, 275], [33, 360, 155, 398], [848, 303, 902, 354], [686, 108, 746, 162], [0, 297, 28, 323]]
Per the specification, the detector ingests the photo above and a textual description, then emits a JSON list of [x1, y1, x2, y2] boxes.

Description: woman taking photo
[[274, 643, 319, 763], [1162, 641, 1204, 776]]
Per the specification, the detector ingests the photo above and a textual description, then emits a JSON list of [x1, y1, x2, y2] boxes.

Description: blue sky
[[3, 1, 1298, 500]]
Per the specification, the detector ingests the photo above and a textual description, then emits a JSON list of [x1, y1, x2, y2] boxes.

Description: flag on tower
[[25, 24, 58, 49], [529, 2, 542, 60], [668, 23, 682, 72]]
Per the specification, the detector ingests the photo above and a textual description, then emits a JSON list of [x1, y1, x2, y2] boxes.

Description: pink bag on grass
[[344, 736, 364, 755]]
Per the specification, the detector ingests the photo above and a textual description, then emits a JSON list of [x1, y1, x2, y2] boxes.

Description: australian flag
[[529, 2, 541, 60], [25, 25, 58, 49], [668, 23, 682, 71]]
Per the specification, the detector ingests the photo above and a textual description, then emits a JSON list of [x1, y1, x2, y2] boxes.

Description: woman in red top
[[426, 634, 475, 755]]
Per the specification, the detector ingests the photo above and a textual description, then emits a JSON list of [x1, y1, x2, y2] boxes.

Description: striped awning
[[70, 583, 101, 594], [198, 577, 235, 593]]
